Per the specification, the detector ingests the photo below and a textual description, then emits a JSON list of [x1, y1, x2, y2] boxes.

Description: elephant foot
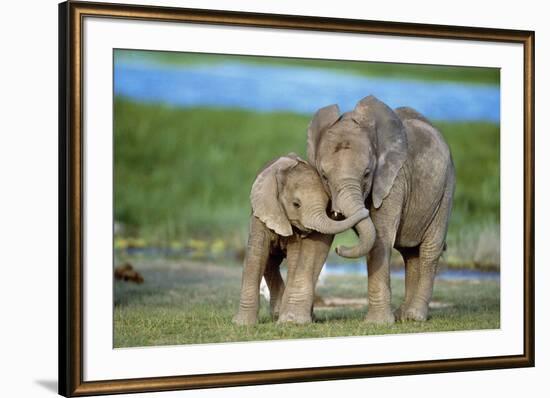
[[394, 305, 408, 322], [364, 308, 395, 325], [399, 304, 428, 322], [277, 310, 312, 325], [232, 311, 257, 326], [270, 303, 282, 320], [270, 310, 280, 321]]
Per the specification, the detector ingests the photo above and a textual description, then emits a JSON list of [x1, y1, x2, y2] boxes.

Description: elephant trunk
[[302, 205, 369, 235], [333, 184, 377, 258]]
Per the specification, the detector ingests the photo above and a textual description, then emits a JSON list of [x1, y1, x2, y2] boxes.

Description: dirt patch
[[117, 258, 242, 279], [429, 301, 454, 309], [315, 297, 367, 310], [315, 296, 454, 310]]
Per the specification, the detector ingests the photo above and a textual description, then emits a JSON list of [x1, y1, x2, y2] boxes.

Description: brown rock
[[114, 262, 144, 284]]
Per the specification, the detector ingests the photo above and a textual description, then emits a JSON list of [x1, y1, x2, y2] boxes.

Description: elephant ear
[[395, 106, 433, 126], [285, 152, 306, 163], [307, 104, 341, 165], [352, 95, 408, 209], [251, 156, 298, 236]]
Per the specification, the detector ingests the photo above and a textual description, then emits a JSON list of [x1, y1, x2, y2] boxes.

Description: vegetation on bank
[[115, 49, 500, 85], [114, 99, 499, 267]]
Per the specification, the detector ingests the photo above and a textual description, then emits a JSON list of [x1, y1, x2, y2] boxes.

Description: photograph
[[112, 49, 501, 347], [58, 2, 534, 395]]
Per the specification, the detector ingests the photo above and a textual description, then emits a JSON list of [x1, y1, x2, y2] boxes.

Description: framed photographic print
[[59, 1, 534, 396]]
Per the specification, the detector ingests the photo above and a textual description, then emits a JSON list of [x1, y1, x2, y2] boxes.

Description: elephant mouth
[[327, 200, 345, 220], [292, 221, 311, 234], [330, 211, 345, 221]]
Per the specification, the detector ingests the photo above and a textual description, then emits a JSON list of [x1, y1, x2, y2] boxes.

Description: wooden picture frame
[[59, 1, 534, 396]]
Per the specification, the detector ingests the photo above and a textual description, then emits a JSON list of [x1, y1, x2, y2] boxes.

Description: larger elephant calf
[[307, 95, 455, 324]]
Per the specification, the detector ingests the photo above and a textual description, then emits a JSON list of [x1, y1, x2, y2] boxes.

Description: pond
[[323, 262, 499, 281], [114, 61, 500, 122], [119, 246, 498, 281]]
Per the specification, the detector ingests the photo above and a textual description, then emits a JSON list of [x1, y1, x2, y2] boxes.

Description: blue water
[[324, 262, 499, 281], [114, 61, 500, 122]]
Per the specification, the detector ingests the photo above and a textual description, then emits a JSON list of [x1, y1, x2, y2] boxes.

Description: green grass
[[115, 49, 499, 85], [114, 99, 310, 242], [437, 122, 500, 268], [114, 99, 499, 266], [114, 257, 500, 347]]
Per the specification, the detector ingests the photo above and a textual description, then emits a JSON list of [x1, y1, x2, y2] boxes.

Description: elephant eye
[[364, 168, 371, 177], [293, 201, 301, 209]]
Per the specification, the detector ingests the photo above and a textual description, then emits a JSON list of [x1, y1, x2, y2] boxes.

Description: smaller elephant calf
[[233, 153, 369, 325]]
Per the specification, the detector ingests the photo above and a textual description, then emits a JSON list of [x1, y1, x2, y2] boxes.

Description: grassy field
[[114, 99, 499, 267], [114, 257, 500, 347], [115, 49, 500, 85]]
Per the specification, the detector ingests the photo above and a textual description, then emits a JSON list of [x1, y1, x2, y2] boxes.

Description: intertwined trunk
[[332, 183, 376, 258], [302, 204, 368, 235]]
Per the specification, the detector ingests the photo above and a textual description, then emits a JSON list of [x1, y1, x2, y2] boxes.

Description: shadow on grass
[[313, 308, 366, 323]]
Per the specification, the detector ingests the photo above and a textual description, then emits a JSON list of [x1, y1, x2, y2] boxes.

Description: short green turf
[[114, 258, 500, 348]]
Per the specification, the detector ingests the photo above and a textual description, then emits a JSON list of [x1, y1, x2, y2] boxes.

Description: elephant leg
[[364, 239, 395, 324], [403, 176, 453, 322], [402, 247, 441, 322], [363, 199, 404, 325], [309, 233, 334, 320], [263, 253, 285, 319], [278, 237, 304, 323], [394, 247, 421, 321], [233, 218, 273, 326], [312, 234, 333, 284], [279, 233, 332, 324]]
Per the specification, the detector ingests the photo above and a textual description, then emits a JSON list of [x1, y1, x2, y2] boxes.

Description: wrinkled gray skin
[[233, 154, 370, 325], [308, 96, 455, 324]]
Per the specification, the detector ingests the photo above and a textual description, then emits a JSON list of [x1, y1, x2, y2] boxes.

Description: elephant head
[[307, 95, 408, 258], [251, 154, 370, 237]]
